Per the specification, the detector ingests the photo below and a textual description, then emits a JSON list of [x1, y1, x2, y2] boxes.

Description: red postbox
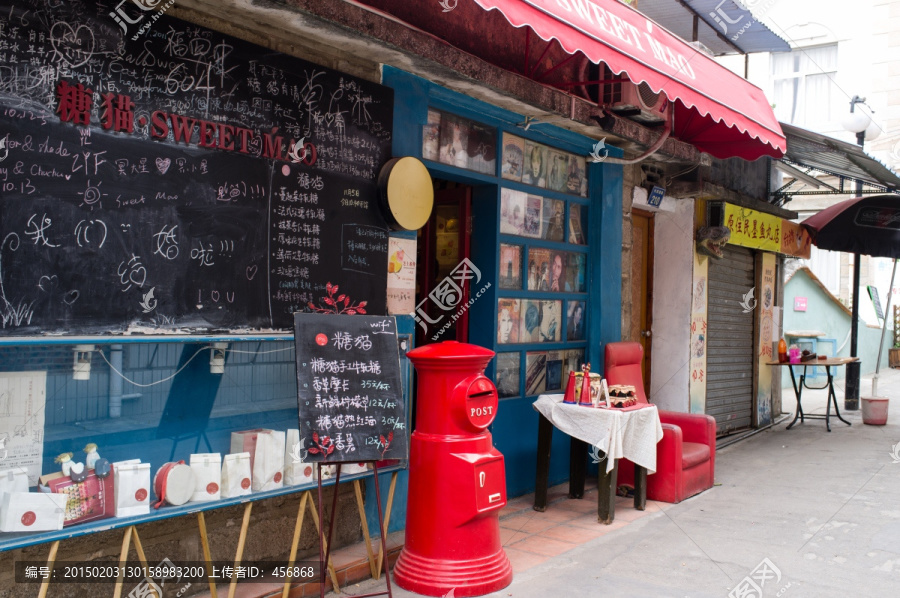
[[393, 341, 512, 597]]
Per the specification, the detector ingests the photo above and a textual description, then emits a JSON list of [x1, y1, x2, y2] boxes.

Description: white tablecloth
[[533, 394, 664, 474]]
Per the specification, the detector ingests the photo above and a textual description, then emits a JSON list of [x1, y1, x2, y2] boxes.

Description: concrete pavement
[[340, 366, 900, 598]]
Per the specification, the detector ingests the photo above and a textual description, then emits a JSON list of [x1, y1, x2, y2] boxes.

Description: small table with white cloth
[[532, 393, 663, 524]]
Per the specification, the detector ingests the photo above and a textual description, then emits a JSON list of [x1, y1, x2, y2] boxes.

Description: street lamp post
[[840, 96, 881, 410]]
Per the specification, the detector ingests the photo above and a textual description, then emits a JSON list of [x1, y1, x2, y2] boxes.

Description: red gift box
[[46, 470, 115, 526]]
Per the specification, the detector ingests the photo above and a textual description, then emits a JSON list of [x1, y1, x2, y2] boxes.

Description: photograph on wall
[[566, 252, 587, 292], [562, 349, 585, 381], [539, 300, 562, 342], [569, 204, 586, 244], [527, 247, 552, 291], [547, 150, 569, 192], [519, 299, 543, 343], [500, 188, 527, 236], [422, 109, 441, 161], [541, 198, 565, 242], [496, 352, 521, 398], [497, 298, 521, 344], [567, 155, 588, 196], [501, 133, 525, 181], [387, 237, 417, 315], [545, 350, 563, 391], [438, 113, 470, 169], [548, 251, 569, 292], [525, 351, 548, 395], [523, 194, 543, 238], [467, 122, 497, 175], [522, 141, 548, 187], [499, 244, 523, 290], [567, 300, 586, 341]]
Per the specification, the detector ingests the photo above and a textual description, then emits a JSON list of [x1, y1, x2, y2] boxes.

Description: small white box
[[190, 453, 222, 503], [340, 463, 369, 475], [0, 492, 66, 532]]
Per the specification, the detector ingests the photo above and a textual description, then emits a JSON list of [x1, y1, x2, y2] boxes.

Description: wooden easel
[[317, 462, 394, 598]]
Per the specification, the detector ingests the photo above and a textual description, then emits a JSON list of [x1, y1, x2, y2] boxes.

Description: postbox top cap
[[406, 340, 495, 360]]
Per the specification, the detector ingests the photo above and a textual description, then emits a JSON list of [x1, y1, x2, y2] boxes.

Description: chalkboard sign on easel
[[293, 313, 408, 462], [0, 0, 393, 336], [868, 285, 884, 321]]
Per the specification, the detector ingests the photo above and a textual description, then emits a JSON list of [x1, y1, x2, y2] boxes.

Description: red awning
[[472, 0, 785, 160]]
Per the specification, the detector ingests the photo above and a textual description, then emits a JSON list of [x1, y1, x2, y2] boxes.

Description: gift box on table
[[0, 492, 67, 532], [46, 471, 115, 526]]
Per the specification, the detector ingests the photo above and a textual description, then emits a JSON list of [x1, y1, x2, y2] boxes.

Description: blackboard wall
[[0, 0, 393, 335]]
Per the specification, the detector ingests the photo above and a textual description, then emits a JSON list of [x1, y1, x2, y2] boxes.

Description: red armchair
[[604, 342, 716, 504]]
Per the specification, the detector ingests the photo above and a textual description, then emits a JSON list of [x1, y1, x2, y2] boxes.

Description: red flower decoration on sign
[[307, 282, 368, 315]]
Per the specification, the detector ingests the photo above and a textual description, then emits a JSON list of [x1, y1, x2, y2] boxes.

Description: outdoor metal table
[[531, 394, 663, 524], [767, 357, 858, 432]]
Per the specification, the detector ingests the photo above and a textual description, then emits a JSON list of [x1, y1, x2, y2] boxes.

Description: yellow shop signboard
[[723, 204, 782, 252]]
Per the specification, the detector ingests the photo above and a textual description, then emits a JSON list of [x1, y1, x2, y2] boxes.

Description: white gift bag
[[190, 453, 222, 502], [252, 430, 285, 491], [340, 463, 369, 476], [284, 429, 314, 486], [114, 462, 151, 517], [0, 492, 66, 532], [221, 453, 252, 498], [0, 468, 29, 501]]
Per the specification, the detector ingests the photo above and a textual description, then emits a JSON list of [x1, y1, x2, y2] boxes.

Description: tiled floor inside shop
[[197, 481, 669, 598]]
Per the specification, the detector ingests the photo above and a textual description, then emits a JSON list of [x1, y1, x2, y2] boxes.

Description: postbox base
[[393, 547, 512, 597]]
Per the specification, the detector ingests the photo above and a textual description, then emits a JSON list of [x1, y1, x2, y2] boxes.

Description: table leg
[[824, 366, 833, 432], [534, 414, 553, 511], [828, 366, 852, 427], [597, 458, 618, 524], [633, 465, 647, 511], [786, 365, 803, 430], [569, 437, 588, 499]]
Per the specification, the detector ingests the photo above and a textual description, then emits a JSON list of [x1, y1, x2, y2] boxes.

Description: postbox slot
[[468, 390, 494, 398]]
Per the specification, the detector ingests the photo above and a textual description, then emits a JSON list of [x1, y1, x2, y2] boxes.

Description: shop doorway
[[630, 210, 654, 383], [415, 184, 472, 346]]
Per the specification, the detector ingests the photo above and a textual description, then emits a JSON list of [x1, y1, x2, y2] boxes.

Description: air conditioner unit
[[606, 80, 669, 126]]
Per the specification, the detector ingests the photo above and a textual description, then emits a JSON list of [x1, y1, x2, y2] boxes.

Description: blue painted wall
[[784, 268, 893, 386], [382, 67, 623, 498]]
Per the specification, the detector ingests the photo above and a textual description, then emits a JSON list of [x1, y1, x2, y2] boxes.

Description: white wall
[[633, 188, 695, 412]]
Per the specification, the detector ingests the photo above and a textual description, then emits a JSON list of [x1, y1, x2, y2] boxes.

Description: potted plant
[[890, 341, 900, 369]]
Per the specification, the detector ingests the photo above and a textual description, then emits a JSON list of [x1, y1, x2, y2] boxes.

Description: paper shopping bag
[[0, 467, 29, 501], [114, 462, 151, 517], [190, 453, 222, 503], [252, 430, 285, 491], [220, 453, 252, 498], [340, 463, 369, 475], [284, 429, 314, 486], [0, 492, 66, 532], [231, 429, 275, 473]]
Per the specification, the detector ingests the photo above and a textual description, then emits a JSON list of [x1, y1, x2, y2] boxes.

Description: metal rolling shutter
[[706, 245, 755, 435]]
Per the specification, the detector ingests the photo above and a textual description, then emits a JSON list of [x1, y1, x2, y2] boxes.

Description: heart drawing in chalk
[[156, 158, 171, 175], [246, 265, 258, 281]]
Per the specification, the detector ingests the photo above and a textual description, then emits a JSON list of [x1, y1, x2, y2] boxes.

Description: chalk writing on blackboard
[[0, 0, 394, 335]]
